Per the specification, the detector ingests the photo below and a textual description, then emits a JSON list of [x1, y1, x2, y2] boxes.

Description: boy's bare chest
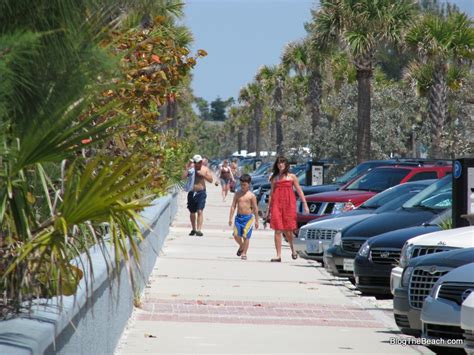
[[237, 194, 252, 204]]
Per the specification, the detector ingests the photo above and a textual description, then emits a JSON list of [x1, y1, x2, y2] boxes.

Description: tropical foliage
[[0, 0, 203, 314], [212, 0, 473, 165], [404, 10, 474, 158]]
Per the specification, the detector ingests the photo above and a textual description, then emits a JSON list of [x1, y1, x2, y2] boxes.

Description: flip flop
[[237, 248, 243, 256], [241, 255, 247, 260], [292, 253, 298, 260], [271, 257, 281, 262]]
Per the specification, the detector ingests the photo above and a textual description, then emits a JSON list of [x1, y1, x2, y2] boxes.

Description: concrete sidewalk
[[117, 183, 431, 354]]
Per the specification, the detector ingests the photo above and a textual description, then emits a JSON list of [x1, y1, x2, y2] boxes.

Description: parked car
[[300, 158, 450, 196], [324, 175, 453, 278], [294, 214, 374, 262], [353, 208, 450, 296], [393, 247, 474, 336], [391, 225, 474, 296], [354, 225, 442, 297], [421, 262, 474, 352], [250, 161, 273, 177], [461, 292, 474, 355], [297, 163, 451, 227], [294, 180, 435, 263], [238, 157, 263, 173]]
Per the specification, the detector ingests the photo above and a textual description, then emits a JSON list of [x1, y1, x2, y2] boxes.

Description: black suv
[[353, 216, 451, 297], [324, 175, 452, 278]]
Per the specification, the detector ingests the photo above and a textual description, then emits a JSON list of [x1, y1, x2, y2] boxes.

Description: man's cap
[[192, 154, 203, 163]]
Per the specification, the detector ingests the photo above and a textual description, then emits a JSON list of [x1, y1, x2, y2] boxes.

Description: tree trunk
[[237, 129, 243, 154], [165, 101, 177, 130], [308, 70, 322, 135], [356, 69, 372, 163], [428, 65, 448, 159], [306, 70, 323, 158], [255, 105, 262, 157], [171, 102, 178, 130], [247, 124, 255, 153], [274, 84, 284, 154]]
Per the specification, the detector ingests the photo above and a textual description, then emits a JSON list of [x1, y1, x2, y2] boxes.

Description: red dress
[[270, 178, 297, 231]]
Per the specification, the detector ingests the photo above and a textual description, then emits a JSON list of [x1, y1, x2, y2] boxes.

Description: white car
[[421, 262, 474, 351], [390, 225, 474, 295], [294, 214, 373, 261], [462, 292, 474, 355]]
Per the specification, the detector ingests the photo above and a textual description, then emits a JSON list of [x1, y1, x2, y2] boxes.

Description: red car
[[296, 164, 452, 227]]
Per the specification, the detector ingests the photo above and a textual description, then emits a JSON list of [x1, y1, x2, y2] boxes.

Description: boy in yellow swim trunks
[[228, 174, 259, 260]]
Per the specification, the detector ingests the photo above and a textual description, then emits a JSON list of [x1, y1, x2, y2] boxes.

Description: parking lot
[[117, 184, 434, 354]]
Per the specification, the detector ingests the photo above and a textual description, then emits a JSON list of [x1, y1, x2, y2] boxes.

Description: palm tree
[[228, 106, 245, 154], [404, 11, 474, 158], [249, 82, 264, 157], [239, 82, 264, 156], [313, 0, 416, 163], [282, 39, 324, 150], [258, 65, 286, 154], [238, 86, 254, 153]]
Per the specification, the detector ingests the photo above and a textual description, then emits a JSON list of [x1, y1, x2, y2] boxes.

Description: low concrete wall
[[0, 191, 179, 355]]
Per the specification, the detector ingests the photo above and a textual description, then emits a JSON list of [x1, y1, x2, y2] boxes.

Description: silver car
[[294, 214, 374, 261]]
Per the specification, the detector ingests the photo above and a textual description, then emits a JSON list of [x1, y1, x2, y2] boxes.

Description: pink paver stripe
[[144, 298, 362, 310], [137, 298, 384, 328]]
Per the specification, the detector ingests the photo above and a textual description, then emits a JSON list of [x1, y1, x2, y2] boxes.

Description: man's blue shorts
[[233, 214, 255, 239], [187, 190, 207, 213]]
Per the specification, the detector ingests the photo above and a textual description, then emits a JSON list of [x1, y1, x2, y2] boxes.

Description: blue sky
[[183, 0, 474, 103]]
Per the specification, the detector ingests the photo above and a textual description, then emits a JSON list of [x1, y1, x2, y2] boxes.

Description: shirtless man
[[183, 154, 213, 237], [228, 174, 259, 260]]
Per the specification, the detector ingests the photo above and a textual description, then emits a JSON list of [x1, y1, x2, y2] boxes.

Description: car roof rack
[[394, 158, 452, 166]]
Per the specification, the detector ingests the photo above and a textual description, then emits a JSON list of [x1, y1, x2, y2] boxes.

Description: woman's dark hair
[[270, 155, 289, 181]]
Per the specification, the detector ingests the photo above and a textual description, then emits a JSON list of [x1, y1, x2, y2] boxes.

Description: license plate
[[306, 241, 318, 253], [343, 258, 354, 271]]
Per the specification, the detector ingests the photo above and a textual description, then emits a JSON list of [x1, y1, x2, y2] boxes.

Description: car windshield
[[344, 168, 410, 192], [402, 175, 452, 210], [360, 182, 430, 209], [335, 161, 392, 185], [290, 164, 306, 174], [298, 169, 306, 184], [335, 163, 369, 184], [253, 162, 271, 175]]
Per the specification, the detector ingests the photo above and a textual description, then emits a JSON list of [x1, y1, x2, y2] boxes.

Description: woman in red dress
[[265, 156, 309, 262]]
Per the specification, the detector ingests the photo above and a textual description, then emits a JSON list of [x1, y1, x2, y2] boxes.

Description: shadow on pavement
[[376, 330, 403, 334]]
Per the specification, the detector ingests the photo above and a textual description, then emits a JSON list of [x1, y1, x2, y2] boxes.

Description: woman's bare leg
[[284, 230, 295, 255], [223, 184, 228, 201], [274, 231, 282, 258]]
